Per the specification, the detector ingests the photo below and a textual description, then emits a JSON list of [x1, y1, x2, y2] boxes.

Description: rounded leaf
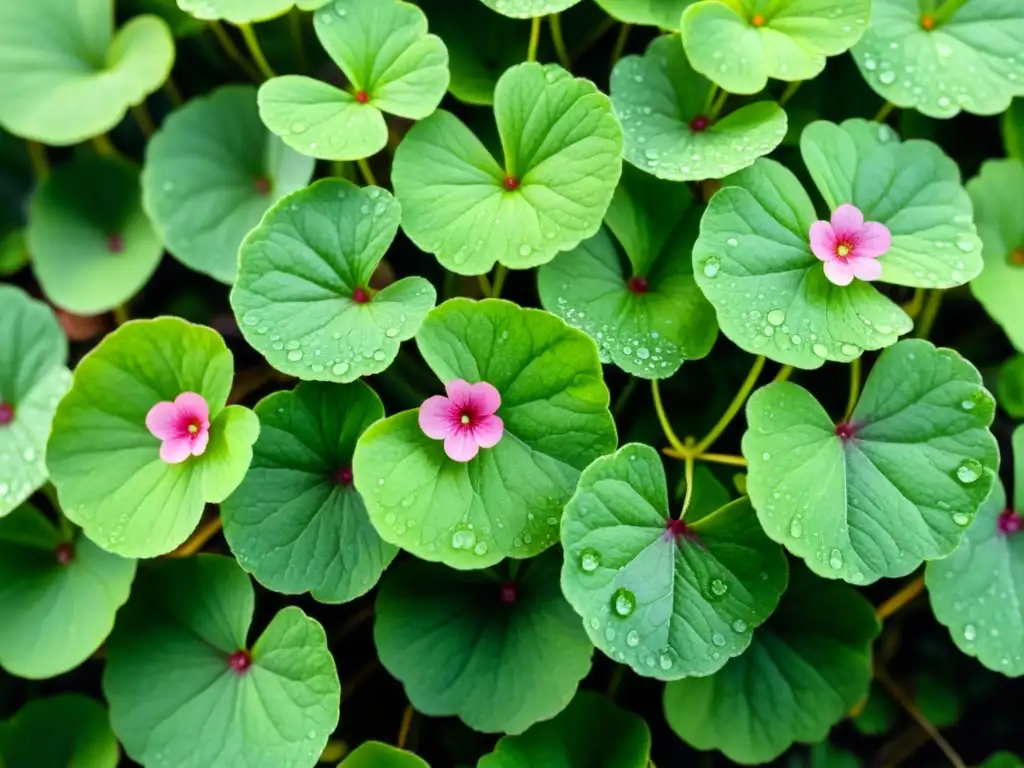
[[0, 2, 174, 144], [47, 318, 259, 558], [595, 0, 692, 29], [612, 35, 787, 182], [354, 298, 617, 569], [28, 155, 164, 314], [223, 381, 397, 603], [231, 179, 436, 383], [103, 555, 340, 768], [374, 549, 593, 734], [142, 85, 316, 284], [0, 694, 119, 768], [0, 286, 71, 516], [477, 0, 582, 18], [852, 0, 1024, 119], [560, 444, 788, 681], [393, 63, 623, 275], [177, 0, 295, 23], [743, 339, 999, 585], [339, 742, 429, 768], [998, 355, 1024, 419]]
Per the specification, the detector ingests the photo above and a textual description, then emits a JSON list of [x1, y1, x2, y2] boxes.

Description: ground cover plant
[[1, 0, 1024, 766]]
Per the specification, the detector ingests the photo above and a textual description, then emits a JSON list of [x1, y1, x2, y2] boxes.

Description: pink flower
[[418, 379, 504, 462], [809, 203, 891, 287], [146, 392, 211, 464]]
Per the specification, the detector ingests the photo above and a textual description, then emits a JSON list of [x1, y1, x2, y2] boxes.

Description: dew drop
[[580, 549, 600, 572], [626, 630, 640, 647], [711, 633, 726, 647], [732, 619, 747, 633], [287, 350, 303, 362], [812, 343, 829, 358], [963, 623, 977, 641], [710, 578, 728, 597], [953, 512, 970, 526], [766, 309, 785, 326], [659, 653, 673, 670], [332, 362, 350, 376], [451, 529, 476, 550], [956, 459, 982, 484], [702, 258, 721, 278], [789, 518, 803, 538], [828, 548, 843, 569], [612, 588, 636, 617]]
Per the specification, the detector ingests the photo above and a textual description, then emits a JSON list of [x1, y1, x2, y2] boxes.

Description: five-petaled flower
[[809, 203, 891, 287], [419, 379, 504, 462], [146, 392, 211, 464]]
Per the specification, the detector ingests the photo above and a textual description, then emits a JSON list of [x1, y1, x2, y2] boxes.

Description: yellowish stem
[[527, 15, 542, 62], [238, 23, 277, 80]]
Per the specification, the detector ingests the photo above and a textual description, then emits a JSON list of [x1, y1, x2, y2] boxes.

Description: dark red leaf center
[[835, 422, 858, 441], [228, 650, 252, 674], [998, 508, 1023, 537], [54, 542, 75, 566], [689, 115, 711, 133], [0, 402, 13, 426], [106, 233, 124, 253], [352, 287, 371, 304], [333, 466, 353, 486], [254, 176, 271, 196], [354, 89, 370, 104], [499, 582, 517, 604], [502, 176, 521, 192], [626, 276, 649, 294]]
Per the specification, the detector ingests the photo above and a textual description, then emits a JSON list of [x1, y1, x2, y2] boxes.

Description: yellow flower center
[[460, 413, 471, 425], [836, 243, 851, 258], [187, 423, 200, 435]]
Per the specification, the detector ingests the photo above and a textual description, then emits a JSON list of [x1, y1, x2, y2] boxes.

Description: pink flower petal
[[809, 221, 836, 262], [824, 259, 855, 286], [160, 437, 193, 464], [146, 401, 182, 441], [190, 429, 210, 457], [444, 432, 479, 462], [851, 257, 882, 282], [419, 395, 456, 439], [467, 381, 501, 415], [473, 414, 504, 448], [854, 221, 891, 260], [175, 392, 210, 426], [445, 379, 473, 408], [830, 203, 864, 237]]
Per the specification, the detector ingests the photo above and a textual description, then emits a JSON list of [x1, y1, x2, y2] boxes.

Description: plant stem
[[875, 665, 967, 768], [57, 509, 74, 541], [239, 23, 277, 80], [131, 103, 157, 137], [112, 304, 131, 326], [92, 134, 116, 156], [843, 356, 861, 422], [610, 23, 631, 65], [874, 100, 896, 122], [779, 80, 802, 106], [612, 377, 637, 418], [570, 15, 617, 61], [356, 157, 377, 187], [26, 141, 48, 181], [914, 289, 943, 339], [932, 0, 969, 24], [773, 364, 794, 383], [699, 452, 748, 467], [490, 265, 508, 298], [651, 379, 687, 455], [476, 272, 493, 297], [397, 704, 415, 749], [289, 7, 308, 72], [163, 77, 184, 107], [329, 605, 374, 647], [693, 355, 765, 456], [168, 514, 223, 557], [605, 664, 625, 698], [210, 20, 261, 81], [903, 286, 926, 318], [526, 15, 542, 62], [875, 575, 925, 620], [549, 14, 571, 70], [708, 88, 730, 121], [680, 450, 696, 518]]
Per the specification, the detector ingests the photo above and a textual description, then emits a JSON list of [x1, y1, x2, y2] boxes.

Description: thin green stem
[[932, 0, 969, 24], [606, 665, 625, 699], [131, 103, 157, 137], [549, 14, 571, 70], [210, 20, 261, 81], [26, 141, 48, 181], [113, 304, 130, 326], [476, 272, 493, 297], [527, 15, 542, 62], [289, 7, 308, 72], [693, 355, 765, 455], [779, 80, 802, 106], [699, 452, 748, 468], [569, 15, 616, 61], [163, 76, 184, 107], [874, 100, 896, 122], [915, 289, 944, 339], [356, 157, 377, 187], [609, 23, 631, 65], [708, 88, 730, 121], [443, 271, 458, 300], [843, 356, 861, 423], [773, 364, 794, 383], [651, 379, 687, 455], [57, 510, 74, 542], [680, 453, 696, 519], [612, 377, 637, 418], [92, 134, 117, 157], [490, 265, 508, 298], [703, 84, 720, 115], [239, 23, 277, 80]]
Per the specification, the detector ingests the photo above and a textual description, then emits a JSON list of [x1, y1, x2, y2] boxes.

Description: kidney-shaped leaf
[[852, 0, 1024, 119], [258, 0, 449, 161], [177, 0, 296, 23], [103, 555, 340, 768], [538, 165, 717, 379], [595, 0, 692, 29], [612, 35, 787, 182], [0, 1, 174, 145], [354, 298, 617, 569], [143, 85, 316, 284], [223, 381, 397, 603], [968, 159, 1024, 354], [339, 741, 428, 768], [478, 0, 582, 18], [232, 179, 436, 383], [47, 318, 259, 558], [744, 339, 999, 585], [664, 564, 879, 764], [375, 548, 592, 734], [478, 690, 651, 768], [0, 504, 135, 679], [561, 444, 788, 681], [0, 286, 71, 517], [681, 0, 870, 94], [0, 694, 119, 768], [393, 63, 623, 275]]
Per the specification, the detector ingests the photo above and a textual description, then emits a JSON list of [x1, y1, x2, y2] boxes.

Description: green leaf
[[852, 685, 897, 736], [852, 0, 1024, 119], [28, 155, 164, 314], [477, 690, 651, 768], [692, 156, 913, 369], [415, 0, 524, 105], [392, 63, 623, 275], [982, 754, 1024, 768], [231, 179, 436, 383], [743, 339, 999, 585], [612, 35, 787, 181], [477, 0, 582, 18], [681, 0, 870, 94], [0, 286, 71, 517], [354, 298, 617, 569], [339, 742, 429, 768], [0, 694, 119, 768], [47, 318, 259, 558], [177, 0, 295, 23], [800, 119, 983, 289], [998, 355, 1024, 419], [0, 230, 28, 277], [664, 564, 880, 764], [0, 2, 174, 145], [926, 468, 1024, 676], [103, 555, 340, 768], [223, 381, 397, 603], [1004, 99, 1024, 160], [804, 742, 860, 768], [258, 0, 449, 161], [0, 504, 135, 679], [560, 444, 788, 681], [968, 159, 1024, 353], [128, 0, 206, 37], [374, 549, 592, 734], [142, 85, 316, 284], [594, 0, 692, 29], [538, 167, 717, 379]]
